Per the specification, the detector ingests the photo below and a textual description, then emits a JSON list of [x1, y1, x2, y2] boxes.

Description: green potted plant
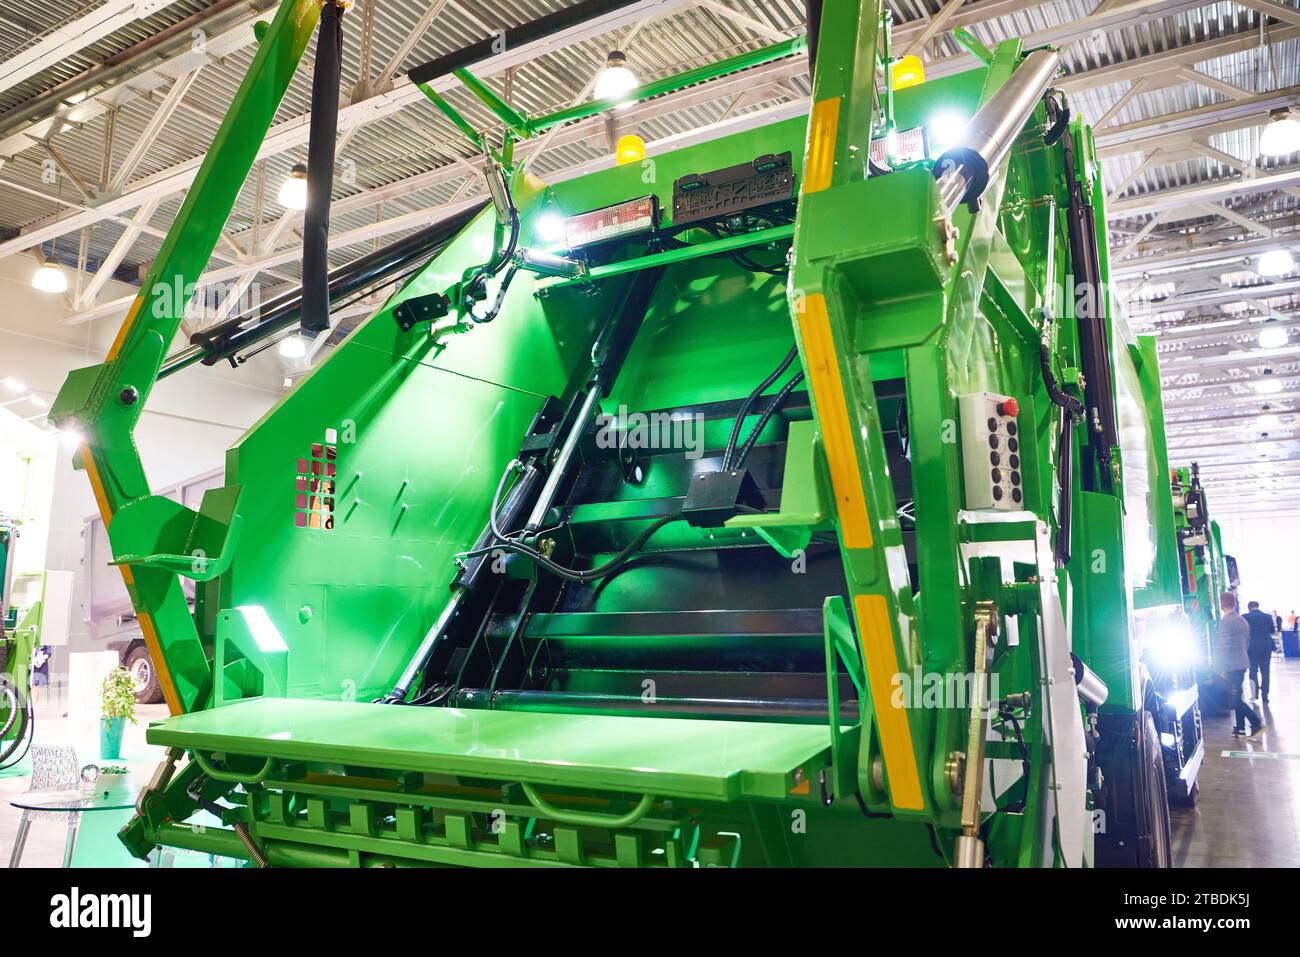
[[99, 665, 137, 759]]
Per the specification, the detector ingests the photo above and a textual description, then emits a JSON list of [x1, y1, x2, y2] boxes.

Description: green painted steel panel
[[148, 698, 831, 801]]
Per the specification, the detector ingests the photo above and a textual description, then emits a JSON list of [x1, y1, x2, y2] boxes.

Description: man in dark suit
[[1243, 600, 1275, 703]]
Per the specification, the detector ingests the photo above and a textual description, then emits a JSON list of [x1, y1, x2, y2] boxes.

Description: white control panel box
[[959, 392, 1025, 510]]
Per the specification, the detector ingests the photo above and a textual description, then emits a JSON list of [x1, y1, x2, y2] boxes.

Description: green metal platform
[[148, 699, 832, 802]]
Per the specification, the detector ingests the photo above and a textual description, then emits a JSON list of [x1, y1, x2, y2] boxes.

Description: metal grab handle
[[519, 783, 655, 828], [191, 749, 275, 785]]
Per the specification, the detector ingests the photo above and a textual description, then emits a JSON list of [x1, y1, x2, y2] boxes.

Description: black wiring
[[466, 199, 522, 325], [731, 371, 805, 471], [853, 790, 892, 819], [723, 345, 799, 471], [699, 220, 790, 275], [460, 461, 680, 583], [997, 702, 1032, 815]]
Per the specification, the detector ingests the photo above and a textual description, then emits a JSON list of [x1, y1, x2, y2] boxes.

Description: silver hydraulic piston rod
[[384, 588, 468, 703], [524, 385, 603, 533], [934, 48, 1061, 215]]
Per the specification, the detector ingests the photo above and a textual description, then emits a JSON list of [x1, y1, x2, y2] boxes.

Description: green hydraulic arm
[[48, 0, 328, 714], [787, 5, 931, 816]]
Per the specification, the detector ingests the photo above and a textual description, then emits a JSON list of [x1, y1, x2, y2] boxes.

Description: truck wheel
[[1094, 711, 1172, 867], [125, 645, 163, 704]]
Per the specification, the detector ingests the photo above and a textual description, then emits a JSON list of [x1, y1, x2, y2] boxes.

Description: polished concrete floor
[[3, 659, 1298, 867], [0, 686, 168, 868], [1171, 654, 1300, 868]]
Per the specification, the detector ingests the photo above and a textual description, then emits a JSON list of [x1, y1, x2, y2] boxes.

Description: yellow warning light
[[615, 134, 647, 166], [892, 55, 926, 91]]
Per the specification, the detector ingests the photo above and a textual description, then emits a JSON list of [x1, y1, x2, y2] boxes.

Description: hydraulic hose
[[724, 345, 799, 470], [301, 0, 346, 333], [461, 461, 680, 584], [732, 372, 806, 471]]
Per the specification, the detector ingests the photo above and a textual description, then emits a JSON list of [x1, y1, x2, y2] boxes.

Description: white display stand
[[67, 650, 120, 760], [38, 569, 74, 645]]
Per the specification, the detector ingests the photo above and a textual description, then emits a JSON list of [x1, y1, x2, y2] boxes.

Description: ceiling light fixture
[[1258, 324, 1289, 350], [277, 162, 309, 210], [31, 254, 67, 294], [1259, 109, 1300, 158], [278, 334, 308, 360], [594, 50, 638, 108], [1257, 248, 1295, 278]]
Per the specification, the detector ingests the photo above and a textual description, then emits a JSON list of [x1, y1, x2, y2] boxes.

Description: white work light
[[32, 255, 67, 294], [1259, 109, 1300, 158], [278, 163, 309, 210], [1257, 248, 1295, 277], [594, 51, 638, 107]]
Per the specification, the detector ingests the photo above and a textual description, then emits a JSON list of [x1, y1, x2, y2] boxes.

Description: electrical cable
[[465, 193, 521, 325], [468, 261, 520, 324], [853, 790, 892, 819], [723, 345, 799, 471], [731, 371, 805, 471], [491, 514, 679, 584], [700, 222, 788, 275], [459, 460, 680, 583]]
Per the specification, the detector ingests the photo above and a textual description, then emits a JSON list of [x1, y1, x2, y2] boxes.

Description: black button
[[1011, 488, 1022, 503], [1011, 471, 1021, 485], [991, 468, 1002, 483], [1009, 454, 1020, 469], [1007, 437, 1019, 453], [1007, 421, 1018, 436], [992, 486, 1004, 501], [988, 434, 999, 448], [988, 417, 998, 432], [990, 451, 1001, 466]]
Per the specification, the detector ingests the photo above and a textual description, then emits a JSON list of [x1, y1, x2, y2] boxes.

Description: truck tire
[[1094, 710, 1172, 868], [125, 645, 164, 704]]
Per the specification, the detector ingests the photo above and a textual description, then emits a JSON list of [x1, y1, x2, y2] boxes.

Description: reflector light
[[565, 195, 659, 249], [869, 126, 928, 167]]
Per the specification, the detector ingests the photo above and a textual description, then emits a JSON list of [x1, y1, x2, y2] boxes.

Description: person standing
[[1217, 592, 1265, 736], [1243, 601, 1275, 703]]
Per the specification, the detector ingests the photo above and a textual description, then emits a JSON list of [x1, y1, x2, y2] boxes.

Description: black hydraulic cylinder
[[592, 266, 666, 395], [176, 202, 487, 374], [301, 1, 345, 333], [1061, 127, 1118, 472]]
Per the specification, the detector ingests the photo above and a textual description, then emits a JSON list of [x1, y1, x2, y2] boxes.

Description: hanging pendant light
[[278, 162, 309, 210]]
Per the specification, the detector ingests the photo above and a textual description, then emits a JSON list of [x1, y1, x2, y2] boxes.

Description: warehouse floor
[[1171, 656, 1300, 867], [1, 658, 1297, 867]]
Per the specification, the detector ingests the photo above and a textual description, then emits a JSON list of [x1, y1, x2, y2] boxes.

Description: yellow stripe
[[804, 97, 840, 194], [854, 594, 925, 810], [105, 295, 145, 363], [796, 294, 872, 549], [83, 448, 183, 715]]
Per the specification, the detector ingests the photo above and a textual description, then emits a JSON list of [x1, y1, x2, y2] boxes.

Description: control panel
[[959, 392, 1024, 510]]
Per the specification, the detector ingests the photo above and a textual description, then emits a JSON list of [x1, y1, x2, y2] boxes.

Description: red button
[[998, 398, 1020, 417]]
